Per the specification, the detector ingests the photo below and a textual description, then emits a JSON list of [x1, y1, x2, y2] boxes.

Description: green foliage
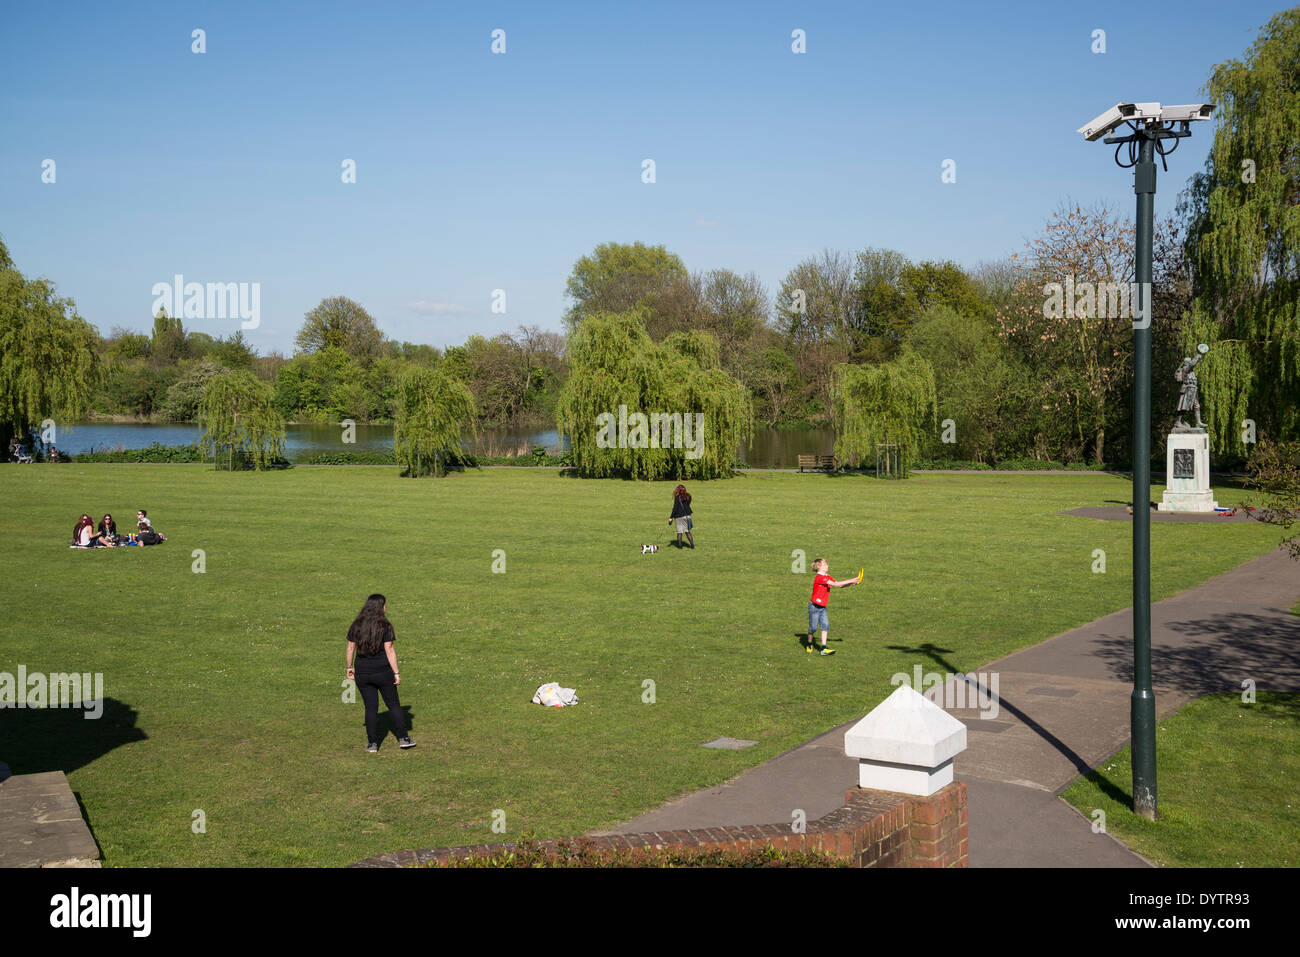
[[563, 242, 688, 334], [273, 347, 370, 422], [209, 331, 255, 370], [850, 247, 915, 358], [556, 311, 753, 480], [1182, 9, 1300, 452], [107, 330, 151, 362], [1242, 440, 1300, 558], [393, 365, 476, 477], [303, 449, 395, 465], [743, 345, 799, 426], [96, 363, 174, 418], [904, 305, 1024, 463], [73, 442, 205, 463], [197, 370, 286, 470], [150, 311, 189, 366], [831, 353, 937, 472], [295, 296, 383, 364], [157, 360, 226, 422], [0, 260, 101, 451]]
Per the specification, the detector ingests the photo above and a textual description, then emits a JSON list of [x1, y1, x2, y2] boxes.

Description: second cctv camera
[[1076, 102, 1161, 141]]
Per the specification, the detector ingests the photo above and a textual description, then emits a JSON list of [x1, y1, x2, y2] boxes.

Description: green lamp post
[[1077, 101, 1214, 820]]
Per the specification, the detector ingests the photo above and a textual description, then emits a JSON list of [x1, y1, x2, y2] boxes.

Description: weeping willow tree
[[393, 365, 476, 477], [0, 240, 101, 453], [197, 370, 286, 470], [1180, 9, 1300, 456], [556, 310, 753, 479], [830, 352, 937, 473]]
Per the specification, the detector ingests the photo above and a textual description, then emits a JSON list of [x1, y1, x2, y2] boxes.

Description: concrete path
[[595, 547, 1300, 866]]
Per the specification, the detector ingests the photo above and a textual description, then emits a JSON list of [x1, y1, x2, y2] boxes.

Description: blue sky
[[0, 1, 1286, 354]]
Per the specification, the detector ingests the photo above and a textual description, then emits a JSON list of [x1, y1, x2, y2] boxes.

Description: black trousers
[[356, 669, 408, 743]]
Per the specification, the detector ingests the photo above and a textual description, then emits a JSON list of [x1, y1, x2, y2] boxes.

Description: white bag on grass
[[531, 682, 578, 707]]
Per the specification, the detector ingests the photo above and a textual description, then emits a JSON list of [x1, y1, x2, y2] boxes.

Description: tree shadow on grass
[[0, 697, 146, 776], [1088, 612, 1300, 693], [885, 642, 1131, 806]]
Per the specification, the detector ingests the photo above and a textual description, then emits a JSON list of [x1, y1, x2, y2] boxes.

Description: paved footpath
[[594, 547, 1300, 866]]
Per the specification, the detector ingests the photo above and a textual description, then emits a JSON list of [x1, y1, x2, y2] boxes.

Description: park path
[[594, 546, 1300, 867]]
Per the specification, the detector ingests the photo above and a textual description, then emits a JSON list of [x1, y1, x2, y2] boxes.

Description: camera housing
[[1077, 102, 1214, 140]]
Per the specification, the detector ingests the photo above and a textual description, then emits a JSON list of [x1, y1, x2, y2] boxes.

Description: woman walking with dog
[[669, 484, 694, 549]]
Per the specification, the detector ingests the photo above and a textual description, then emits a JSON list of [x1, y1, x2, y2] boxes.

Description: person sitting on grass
[[805, 558, 859, 656], [668, 484, 694, 549], [134, 509, 166, 545], [71, 515, 95, 547], [97, 514, 119, 546], [345, 594, 416, 753]]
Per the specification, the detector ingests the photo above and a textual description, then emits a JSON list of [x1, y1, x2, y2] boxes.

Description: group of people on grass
[[71, 510, 165, 547]]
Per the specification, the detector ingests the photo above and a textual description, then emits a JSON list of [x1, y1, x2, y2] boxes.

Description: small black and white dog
[[641, 544, 659, 554]]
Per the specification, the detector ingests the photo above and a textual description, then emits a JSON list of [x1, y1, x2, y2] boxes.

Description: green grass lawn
[[0, 465, 1280, 866], [1061, 693, 1300, 866]]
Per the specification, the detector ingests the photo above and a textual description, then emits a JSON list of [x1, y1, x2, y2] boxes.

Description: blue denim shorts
[[808, 601, 829, 633]]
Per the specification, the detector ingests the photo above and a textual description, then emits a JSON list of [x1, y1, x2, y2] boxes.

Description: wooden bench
[[798, 454, 837, 472]]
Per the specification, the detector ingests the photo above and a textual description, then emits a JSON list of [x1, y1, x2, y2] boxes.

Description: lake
[[50, 423, 836, 469]]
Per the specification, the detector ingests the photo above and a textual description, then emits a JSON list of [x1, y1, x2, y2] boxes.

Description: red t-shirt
[[811, 573, 833, 607]]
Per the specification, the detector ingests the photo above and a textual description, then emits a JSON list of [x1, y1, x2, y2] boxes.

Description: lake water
[[51, 423, 836, 469]]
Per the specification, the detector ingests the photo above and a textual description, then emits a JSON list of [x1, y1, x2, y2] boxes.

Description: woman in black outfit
[[668, 484, 694, 549], [345, 594, 416, 752], [97, 514, 118, 545]]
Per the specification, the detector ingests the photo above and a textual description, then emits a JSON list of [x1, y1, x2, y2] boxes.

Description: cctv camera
[[1077, 102, 1161, 141], [1158, 104, 1215, 123]]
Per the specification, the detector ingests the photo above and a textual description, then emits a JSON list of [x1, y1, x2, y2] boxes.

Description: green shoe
[[805, 641, 815, 653], [820, 647, 835, 656]]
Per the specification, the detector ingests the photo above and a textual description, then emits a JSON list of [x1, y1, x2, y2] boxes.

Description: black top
[[353, 622, 396, 672], [355, 641, 393, 672], [670, 498, 692, 519]]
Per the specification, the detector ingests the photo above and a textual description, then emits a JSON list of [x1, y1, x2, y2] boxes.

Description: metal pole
[[1131, 130, 1157, 820]]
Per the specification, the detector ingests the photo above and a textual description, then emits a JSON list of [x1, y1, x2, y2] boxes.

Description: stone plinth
[[843, 685, 967, 796], [0, 771, 101, 867], [1159, 429, 1218, 512]]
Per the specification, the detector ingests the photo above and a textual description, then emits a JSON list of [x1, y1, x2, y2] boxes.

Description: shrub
[[73, 442, 205, 464], [303, 450, 395, 465]]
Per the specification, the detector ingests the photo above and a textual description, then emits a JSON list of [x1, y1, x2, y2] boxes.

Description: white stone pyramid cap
[[844, 684, 967, 767]]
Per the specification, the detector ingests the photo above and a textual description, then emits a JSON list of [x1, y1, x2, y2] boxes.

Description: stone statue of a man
[[1174, 344, 1209, 430]]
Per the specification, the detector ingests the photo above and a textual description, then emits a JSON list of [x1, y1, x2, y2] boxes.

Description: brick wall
[[352, 781, 967, 868]]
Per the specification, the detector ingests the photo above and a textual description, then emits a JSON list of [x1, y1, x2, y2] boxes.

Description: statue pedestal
[[1158, 430, 1218, 512]]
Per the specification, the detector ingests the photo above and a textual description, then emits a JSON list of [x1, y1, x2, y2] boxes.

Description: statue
[[1173, 343, 1209, 430]]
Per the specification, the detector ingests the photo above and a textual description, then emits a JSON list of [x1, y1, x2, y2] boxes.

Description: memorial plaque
[[1173, 448, 1195, 479]]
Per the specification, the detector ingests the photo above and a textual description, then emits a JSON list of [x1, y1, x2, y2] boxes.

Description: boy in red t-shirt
[[806, 558, 859, 655]]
